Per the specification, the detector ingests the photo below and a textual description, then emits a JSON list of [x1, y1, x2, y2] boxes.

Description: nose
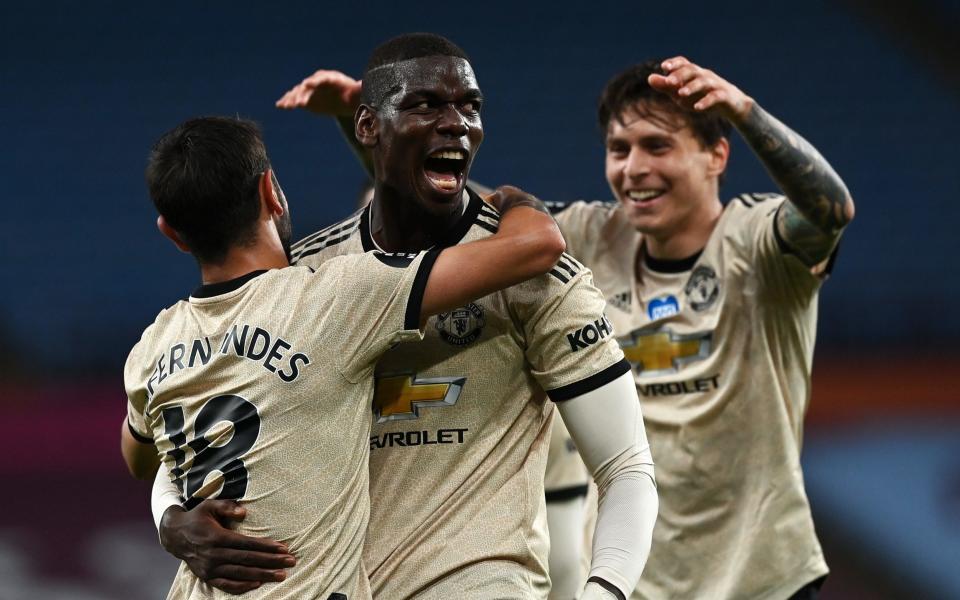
[[624, 147, 650, 180], [436, 104, 468, 137]]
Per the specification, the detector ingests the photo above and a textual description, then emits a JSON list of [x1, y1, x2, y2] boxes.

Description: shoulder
[[290, 209, 364, 265], [724, 192, 785, 217], [551, 199, 619, 227], [719, 192, 785, 236], [124, 303, 180, 372], [508, 251, 595, 306]]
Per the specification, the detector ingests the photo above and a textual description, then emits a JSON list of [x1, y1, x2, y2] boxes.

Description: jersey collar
[[360, 187, 484, 252], [641, 242, 703, 273], [191, 270, 268, 299]]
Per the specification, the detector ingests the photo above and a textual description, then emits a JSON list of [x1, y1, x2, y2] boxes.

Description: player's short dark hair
[[360, 33, 471, 106], [598, 60, 732, 150], [146, 116, 270, 264]]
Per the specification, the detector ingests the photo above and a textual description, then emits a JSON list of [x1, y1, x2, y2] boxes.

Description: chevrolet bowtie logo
[[619, 330, 711, 375], [373, 373, 466, 423]]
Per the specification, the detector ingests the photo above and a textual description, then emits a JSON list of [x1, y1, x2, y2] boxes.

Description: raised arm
[[422, 186, 565, 317], [275, 69, 371, 176], [650, 56, 855, 266]]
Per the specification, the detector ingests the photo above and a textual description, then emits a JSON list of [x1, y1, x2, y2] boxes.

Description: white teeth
[[627, 190, 662, 201], [427, 174, 458, 190], [429, 150, 465, 160]]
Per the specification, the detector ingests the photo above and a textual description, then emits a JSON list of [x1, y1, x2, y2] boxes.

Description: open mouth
[[423, 149, 468, 193]]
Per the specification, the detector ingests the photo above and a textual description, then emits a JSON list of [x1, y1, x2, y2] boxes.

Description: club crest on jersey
[[435, 303, 485, 346], [684, 265, 720, 312], [647, 295, 680, 320]]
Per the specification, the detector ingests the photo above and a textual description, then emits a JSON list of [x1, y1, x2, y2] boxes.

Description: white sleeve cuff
[[151, 461, 182, 533]]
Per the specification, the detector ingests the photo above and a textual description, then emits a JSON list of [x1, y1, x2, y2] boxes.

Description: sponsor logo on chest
[[647, 295, 680, 320]]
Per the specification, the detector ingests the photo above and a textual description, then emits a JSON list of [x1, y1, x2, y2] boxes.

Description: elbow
[[129, 466, 153, 482], [842, 192, 855, 226], [534, 227, 566, 273], [125, 457, 159, 481]]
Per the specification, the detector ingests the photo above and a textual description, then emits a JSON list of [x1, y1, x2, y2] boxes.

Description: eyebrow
[[402, 88, 484, 103]]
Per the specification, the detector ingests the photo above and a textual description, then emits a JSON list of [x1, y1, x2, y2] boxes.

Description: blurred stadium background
[[2, 0, 958, 598]]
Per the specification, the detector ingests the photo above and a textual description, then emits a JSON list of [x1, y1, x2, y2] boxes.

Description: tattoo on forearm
[[737, 104, 853, 264]]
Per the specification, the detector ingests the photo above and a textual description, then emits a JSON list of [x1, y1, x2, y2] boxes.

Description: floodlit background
[[2, 0, 958, 598]]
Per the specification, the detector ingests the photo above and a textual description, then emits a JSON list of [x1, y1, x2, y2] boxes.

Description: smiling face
[[605, 102, 728, 239], [364, 55, 484, 218]]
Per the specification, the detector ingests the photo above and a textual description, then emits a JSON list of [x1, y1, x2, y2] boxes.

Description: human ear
[[707, 137, 730, 178], [157, 216, 190, 254], [356, 105, 378, 149], [259, 169, 283, 217]]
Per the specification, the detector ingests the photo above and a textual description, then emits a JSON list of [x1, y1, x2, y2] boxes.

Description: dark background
[[2, 1, 958, 598]]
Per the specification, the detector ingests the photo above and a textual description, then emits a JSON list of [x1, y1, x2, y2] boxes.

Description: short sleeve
[[731, 194, 832, 305], [511, 257, 630, 402], [330, 250, 441, 382], [550, 200, 617, 264], [123, 339, 153, 443]]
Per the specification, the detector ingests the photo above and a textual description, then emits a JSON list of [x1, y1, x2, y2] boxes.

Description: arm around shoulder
[[421, 187, 565, 318]]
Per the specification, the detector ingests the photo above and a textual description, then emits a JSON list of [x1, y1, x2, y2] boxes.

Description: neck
[[369, 183, 467, 252], [643, 197, 723, 261], [199, 242, 288, 285]]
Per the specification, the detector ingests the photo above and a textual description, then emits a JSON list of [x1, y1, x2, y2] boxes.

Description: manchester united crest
[[435, 303, 485, 346], [684, 266, 720, 312]]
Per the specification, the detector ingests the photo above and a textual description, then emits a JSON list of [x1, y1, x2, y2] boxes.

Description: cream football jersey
[[290, 189, 629, 600], [554, 194, 831, 600], [125, 252, 436, 600]]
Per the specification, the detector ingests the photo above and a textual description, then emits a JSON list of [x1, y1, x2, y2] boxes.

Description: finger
[[213, 548, 297, 569], [666, 64, 700, 87], [661, 56, 689, 72], [276, 88, 297, 108], [647, 73, 674, 91], [206, 529, 289, 554], [207, 578, 262, 595], [209, 564, 287, 583], [678, 76, 711, 98], [304, 69, 339, 86], [694, 89, 726, 111], [209, 500, 246, 522]]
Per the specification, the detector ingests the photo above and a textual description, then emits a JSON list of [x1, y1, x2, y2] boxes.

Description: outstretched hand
[[648, 56, 754, 124], [275, 69, 361, 117], [159, 500, 296, 595]]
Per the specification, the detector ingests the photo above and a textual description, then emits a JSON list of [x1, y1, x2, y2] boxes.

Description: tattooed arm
[[650, 56, 855, 266], [735, 104, 854, 265]]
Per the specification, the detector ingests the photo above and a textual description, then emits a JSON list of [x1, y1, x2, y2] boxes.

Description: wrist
[[159, 505, 186, 550], [729, 95, 757, 129], [582, 578, 625, 600]]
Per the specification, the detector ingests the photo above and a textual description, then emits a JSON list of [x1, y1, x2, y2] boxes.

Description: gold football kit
[[290, 189, 629, 599], [126, 253, 436, 600], [554, 194, 831, 600]]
